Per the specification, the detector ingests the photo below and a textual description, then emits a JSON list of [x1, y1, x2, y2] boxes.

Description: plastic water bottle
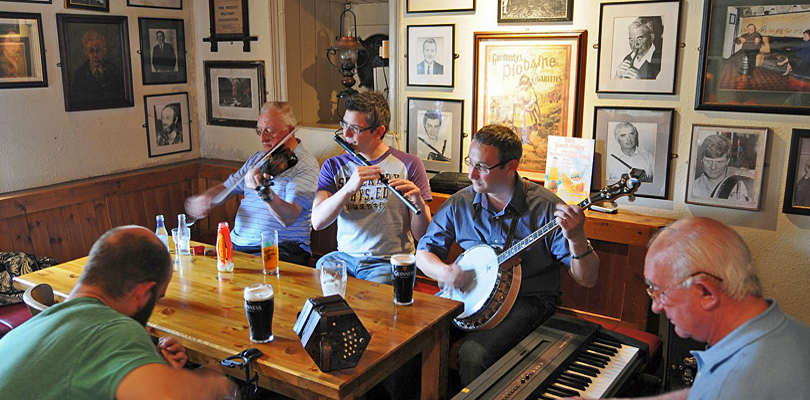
[[155, 215, 169, 250]]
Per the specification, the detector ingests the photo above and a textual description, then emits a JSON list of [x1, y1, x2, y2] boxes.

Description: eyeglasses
[[255, 126, 290, 137], [464, 156, 506, 175], [339, 120, 376, 135], [646, 271, 723, 304]]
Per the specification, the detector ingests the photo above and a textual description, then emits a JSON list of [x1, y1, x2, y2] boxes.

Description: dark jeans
[[455, 295, 559, 386], [233, 241, 311, 266], [744, 50, 759, 75]]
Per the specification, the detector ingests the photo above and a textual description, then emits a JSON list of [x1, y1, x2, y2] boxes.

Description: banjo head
[[449, 245, 499, 318]]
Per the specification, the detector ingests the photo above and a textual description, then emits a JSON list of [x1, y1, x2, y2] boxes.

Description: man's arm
[[554, 203, 599, 288], [116, 363, 236, 400], [388, 178, 432, 241], [311, 165, 379, 231], [185, 184, 239, 221], [245, 166, 304, 227]]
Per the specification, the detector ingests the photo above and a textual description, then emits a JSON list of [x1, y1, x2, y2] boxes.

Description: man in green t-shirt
[[0, 226, 235, 400]]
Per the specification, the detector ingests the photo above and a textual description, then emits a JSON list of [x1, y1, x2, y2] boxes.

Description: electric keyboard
[[452, 314, 649, 400]]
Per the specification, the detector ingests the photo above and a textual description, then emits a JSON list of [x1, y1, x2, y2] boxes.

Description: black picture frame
[[144, 92, 192, 157], [406, 24, 455, 88], [204, 60, 266, 127], [596, 0, 682, 94], [783, 128, 810, 215], [0, 11, 48, 89], [406, 97, 464, 173], [406, 0, 474, 13], [497, 0, 573, 23], [696, 1, 810, 115], [593, 107, 674, 199], [203, 0, 257, 52], [0, 0, 52, 3], [128, 0, 182, 10], [56, 14, 134, 112], [138, 18, 186, 85], [685, 124, 768, 211], [65, 0, 109, 13]]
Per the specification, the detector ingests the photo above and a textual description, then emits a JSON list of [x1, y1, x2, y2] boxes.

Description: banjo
[[441, 169, 644, 332]]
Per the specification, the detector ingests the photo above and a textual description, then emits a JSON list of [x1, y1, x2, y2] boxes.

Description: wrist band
[[571, 240, 594, 260], [256, 186, 275, 202]]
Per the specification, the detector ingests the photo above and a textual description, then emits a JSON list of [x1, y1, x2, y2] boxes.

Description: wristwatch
[[256, 186, 275, 203], [571, 240, 594, 260]]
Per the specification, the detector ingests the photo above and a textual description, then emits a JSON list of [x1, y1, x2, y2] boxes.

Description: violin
[[256, 145, 298, 198]]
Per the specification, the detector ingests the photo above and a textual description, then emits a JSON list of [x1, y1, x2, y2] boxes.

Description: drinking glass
[[171, 228, 191, 259], [261, 231, 279, 275], [320, 258, 347, 297]]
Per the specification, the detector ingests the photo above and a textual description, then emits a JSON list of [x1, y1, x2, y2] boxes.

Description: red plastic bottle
[[216, 222, 234, 272]]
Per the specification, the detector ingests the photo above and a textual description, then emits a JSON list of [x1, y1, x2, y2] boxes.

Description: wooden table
[[13, 244, 463, 400]]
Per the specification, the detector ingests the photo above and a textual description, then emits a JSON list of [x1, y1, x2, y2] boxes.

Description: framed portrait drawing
[[0, 12, 47, 89], [593, 107, 674, 199], [204, 60, 265, 127], [65, 0, 109, 12], [696, 1, 810, 115], [128, 0, 182, 10], [473, 31, 586, 181], [596, 0, 682, 94], [407, 0, 474, 13], [144, 92, 191, 157], [406, 97, 464, 173], [138, 18, 187, 85], [686, 124, 768, 211], [56, 14, 133, 112], [407, 24, 454, 88], [498, 0, 573, 23], [783, 129, 810, 215]]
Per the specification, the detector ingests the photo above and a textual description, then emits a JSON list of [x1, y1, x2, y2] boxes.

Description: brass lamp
[[326, 2, 369, 101]]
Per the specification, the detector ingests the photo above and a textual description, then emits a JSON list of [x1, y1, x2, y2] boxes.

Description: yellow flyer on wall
[[545, 136, 594, 204]]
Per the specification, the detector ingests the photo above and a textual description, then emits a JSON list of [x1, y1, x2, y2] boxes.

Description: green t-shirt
[[0, 297, 165, 399]]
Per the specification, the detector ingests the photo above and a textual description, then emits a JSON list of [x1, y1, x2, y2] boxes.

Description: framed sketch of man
[[686, 125, 768, 211], [56, 14, 134, 112], [596, 0, 682, 94], [783, 128, 810, 215], [407, 24, 454, 87], [0, 12, 47, 89], [407, 98, 463, 173], [593, 107, 674, 199], [138, 18, 187, 85], [144, 92, 191, 157], [204, 60, 265, 127]]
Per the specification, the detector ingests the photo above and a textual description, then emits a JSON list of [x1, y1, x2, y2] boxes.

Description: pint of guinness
[[391, 253, 417, 306], [244, 283, 274, 343]]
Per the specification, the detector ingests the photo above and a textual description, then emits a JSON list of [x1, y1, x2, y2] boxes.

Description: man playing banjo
[[416, 124, 600, 386]]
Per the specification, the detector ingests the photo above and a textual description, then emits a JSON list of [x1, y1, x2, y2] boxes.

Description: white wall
[[395, 0, 810, 325], [0, 1, 198, 194]]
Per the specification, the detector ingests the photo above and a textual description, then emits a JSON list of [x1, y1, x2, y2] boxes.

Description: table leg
[[421, 323, 450, 400]]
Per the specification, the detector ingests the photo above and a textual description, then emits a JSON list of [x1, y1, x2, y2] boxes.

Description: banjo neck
[[495, 194, 596, 266], [495, 168, 644, 266]]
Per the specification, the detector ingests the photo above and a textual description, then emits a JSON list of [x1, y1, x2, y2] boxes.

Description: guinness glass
[[391, 253, 417, 306], [244, 283, 274, 343]]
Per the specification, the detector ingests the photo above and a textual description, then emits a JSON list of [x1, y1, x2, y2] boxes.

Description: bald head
[[78, 226, 172, 300], [646, 217, 761, 301]]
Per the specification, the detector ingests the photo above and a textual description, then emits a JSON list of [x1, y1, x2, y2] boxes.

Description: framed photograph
[[144, 92, 191, 157], [407, 0, 474, 13], [593, 107, 674, 199], [783, 129, 810, 215], [0, 12, 47, 89], [696, 1, 810, 115], [596, 0, 682, 94], [473, 31, 586, 181], [128, 0, 182, 10], [407, 24, 454, 88], [56, 14, 133, 112], [204, 0, 257, 52], [65, 0, 109, 13], [138, 18, 186, 85], [686, 124, 768, 211], [204, 60, 265, 127], [406, 97, 464, 173], [498, 0, 573, 23]]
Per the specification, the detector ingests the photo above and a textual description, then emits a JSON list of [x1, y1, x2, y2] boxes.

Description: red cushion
[[0, 303, 33, 338]]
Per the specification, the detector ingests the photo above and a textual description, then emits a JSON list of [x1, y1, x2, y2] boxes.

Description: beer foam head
[[390, 253, 416, 266], [244, 283, 273, 301]]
